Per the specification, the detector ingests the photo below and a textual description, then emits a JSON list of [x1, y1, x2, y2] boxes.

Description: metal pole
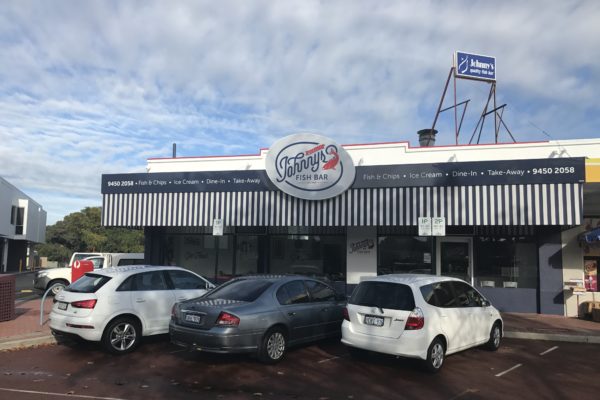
[[453, 73, 458, 145], [431, 67, 455, 134], [493, 82, 498, 143], [214, 236, 220, 283]]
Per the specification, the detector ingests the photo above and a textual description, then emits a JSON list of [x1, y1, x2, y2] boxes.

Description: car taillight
[[405, 307, 424, 330], [215, 312, 240, 327], [343, 307, 350, 321], [171, 304, 178, 319], [71, 299, 97, 309]]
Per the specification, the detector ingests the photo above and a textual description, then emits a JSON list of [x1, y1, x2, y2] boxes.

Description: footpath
[[1, 297, 600, 351]]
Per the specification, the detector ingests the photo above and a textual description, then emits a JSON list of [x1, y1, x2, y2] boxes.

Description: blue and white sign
[[265, 133, 356, 200], [455, 51, 496, 81]]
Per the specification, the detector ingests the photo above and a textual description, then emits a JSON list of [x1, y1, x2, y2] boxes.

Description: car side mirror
[[482, 300, 490, 307]]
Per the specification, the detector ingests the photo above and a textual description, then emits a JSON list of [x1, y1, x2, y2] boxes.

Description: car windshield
[[350, 281, 415, 311], [66, 273, 111, 293], [204, 279, 273, 302]]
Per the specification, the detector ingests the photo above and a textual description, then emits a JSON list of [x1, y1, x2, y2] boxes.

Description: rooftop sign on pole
[[454, 51, 496, 82]]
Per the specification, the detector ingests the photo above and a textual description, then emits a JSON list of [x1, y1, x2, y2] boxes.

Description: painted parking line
[[495, 363, 522, 377], [317, 356, 340, 364], [0, 387, 127, 400], [539, 346, 559, 356]]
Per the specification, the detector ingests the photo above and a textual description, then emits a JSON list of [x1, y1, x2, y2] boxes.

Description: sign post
[[454, 51, 496, 82], [432, 217, 446, 236], [418, 217, 432, 236], [419, 217, 446, 237], [213, 219, 223, 282]]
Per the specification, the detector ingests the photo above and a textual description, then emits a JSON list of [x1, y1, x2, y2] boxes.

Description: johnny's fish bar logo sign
[[265, 133, 356, 200]]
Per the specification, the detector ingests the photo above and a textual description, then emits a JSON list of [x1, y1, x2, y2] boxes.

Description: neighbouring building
[[101, 133, 600, 316], [0, 177, 46, 273]]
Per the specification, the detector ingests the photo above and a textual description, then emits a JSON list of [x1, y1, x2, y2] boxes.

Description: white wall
[[147, 138, 600, 173], [346, 226, 378, 284], [0, 177, 46, 243]]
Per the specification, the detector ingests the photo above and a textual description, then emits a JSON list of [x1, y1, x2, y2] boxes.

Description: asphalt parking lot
[[0, 337, 599, 400]]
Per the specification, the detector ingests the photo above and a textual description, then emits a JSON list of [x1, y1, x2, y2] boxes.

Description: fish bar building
[[101, 134, 600, 316]]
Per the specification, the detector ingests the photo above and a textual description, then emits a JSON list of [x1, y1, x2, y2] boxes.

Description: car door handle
[[321, 308, 328, 312], [135, 299, 146, 303], [288, 312, 296, 316]]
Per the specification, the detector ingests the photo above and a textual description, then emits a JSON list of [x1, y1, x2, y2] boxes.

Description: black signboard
[[353, 157, 585, 188], [102, 157, 585, 194]]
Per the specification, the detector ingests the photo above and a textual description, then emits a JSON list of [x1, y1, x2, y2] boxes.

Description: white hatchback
[[341, 274, 503, 372], [50, 265, 215, 354]]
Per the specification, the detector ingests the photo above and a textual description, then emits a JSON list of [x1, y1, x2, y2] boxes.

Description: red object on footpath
[[71, 260, 94, 283]]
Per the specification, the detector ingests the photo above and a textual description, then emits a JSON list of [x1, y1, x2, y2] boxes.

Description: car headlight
[[36, 271, 49, 277]]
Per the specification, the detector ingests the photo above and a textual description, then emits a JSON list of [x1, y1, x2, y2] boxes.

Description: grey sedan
[[169, 275, 346, 363]]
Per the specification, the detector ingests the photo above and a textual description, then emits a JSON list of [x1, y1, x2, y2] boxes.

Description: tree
[[36, 207, 144, 262]]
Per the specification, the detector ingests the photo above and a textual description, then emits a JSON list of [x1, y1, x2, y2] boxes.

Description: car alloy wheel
[[267, 331, 285, 360], [49, 282, 66, 296], [259, 328, 286, 364], [486, 322, 502, 351], [102, 318, 140, 354], [423, 337, 445, 373]]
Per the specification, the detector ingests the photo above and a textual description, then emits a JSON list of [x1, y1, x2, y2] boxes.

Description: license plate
[[364, 315, 384, 327], [58, 302, 68, 311], [185, 314, 202, 324]]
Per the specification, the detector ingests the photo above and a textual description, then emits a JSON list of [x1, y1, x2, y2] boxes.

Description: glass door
[[436, 237, 473, 284]]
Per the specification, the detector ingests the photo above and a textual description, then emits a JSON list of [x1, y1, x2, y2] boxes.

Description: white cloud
[[0, 0, 599, 223]]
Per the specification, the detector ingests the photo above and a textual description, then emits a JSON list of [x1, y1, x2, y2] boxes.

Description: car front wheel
[[423, 337, 445, 373], [102, 317, 141, 354], [48, 281, 67, 296], [258, 327, 286, 364], [486, 322, 502, 351]]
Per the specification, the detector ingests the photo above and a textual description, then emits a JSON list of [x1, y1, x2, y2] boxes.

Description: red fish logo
[[323, 149, 339, 170]]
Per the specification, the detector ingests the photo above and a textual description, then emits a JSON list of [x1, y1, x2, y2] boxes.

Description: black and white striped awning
[[102, 183, 582, 227]]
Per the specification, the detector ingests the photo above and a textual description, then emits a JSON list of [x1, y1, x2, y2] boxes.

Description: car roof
[[86, 265, 186, 277], [230, 274, 327, 284], [360, 274, 465, 286]]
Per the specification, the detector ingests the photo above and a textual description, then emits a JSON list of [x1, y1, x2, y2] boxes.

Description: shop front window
[[378, 236, 434, 275], [166, 235, 234, 283], [236, 235, 261, 276], [474, 237, 537, 289], [269, 235, 346, 282]]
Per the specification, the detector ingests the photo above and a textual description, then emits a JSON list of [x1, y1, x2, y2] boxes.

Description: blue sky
[[0, 0, 599, 224]]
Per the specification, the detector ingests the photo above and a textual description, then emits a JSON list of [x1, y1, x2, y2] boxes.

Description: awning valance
[[102, 183, 582, 228]]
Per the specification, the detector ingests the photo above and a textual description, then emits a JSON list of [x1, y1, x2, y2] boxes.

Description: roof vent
[[418, 129, 437, 147]]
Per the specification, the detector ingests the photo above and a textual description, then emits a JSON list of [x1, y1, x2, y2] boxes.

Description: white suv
[[50, 265, 215, 354], [341, 274, 502, 372]]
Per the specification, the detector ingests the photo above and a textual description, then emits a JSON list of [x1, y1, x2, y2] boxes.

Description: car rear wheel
[[423, 337, 445, 373], [258, 327, 286, 364], [486, 322, 502, 351], [102, 317, 141, 355]]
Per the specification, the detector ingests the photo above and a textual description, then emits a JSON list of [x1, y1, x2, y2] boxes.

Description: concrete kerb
[[504, 331, 600, 344], [0, 333, 56, 352]]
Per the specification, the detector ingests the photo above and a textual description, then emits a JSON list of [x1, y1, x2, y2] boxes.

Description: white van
[[34, 252, 144, 295]]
